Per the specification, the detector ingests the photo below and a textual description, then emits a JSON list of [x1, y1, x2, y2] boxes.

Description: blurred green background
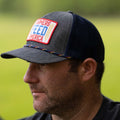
[[0, 0, 120, 119]]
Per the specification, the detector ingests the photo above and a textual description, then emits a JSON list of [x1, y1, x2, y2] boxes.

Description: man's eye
[[39, 64, 47, 68], [40, 64, 47, 66]]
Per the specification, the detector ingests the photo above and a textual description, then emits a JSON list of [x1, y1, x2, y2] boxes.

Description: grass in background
[[0, 16, 36, 119], [0, 15, 120, 120], [92, 17, 120, 100]]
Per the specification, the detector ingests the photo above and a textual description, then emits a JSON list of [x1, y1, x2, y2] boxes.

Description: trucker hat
[[1, 11, 104, 63]]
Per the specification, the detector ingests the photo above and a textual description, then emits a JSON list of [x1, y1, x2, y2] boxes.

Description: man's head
[[22, 58, 102, 115], [1, 11, 105, 114]]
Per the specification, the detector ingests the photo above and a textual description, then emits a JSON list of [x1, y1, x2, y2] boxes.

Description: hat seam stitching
[[24, 44, 71, 59]]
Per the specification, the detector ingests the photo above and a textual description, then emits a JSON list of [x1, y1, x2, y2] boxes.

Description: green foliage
[[0, 15, 120, 119], [0, 0, 120, 16], [0, 16, 36, 119]]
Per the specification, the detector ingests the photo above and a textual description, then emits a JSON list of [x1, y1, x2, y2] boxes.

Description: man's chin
[[33, 97, 58, 114], [33, 95, 51, 113], [33, 100, 47, 113]]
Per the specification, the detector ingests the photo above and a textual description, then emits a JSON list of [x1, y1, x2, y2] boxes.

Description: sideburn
[[68, 59, 82, 73]]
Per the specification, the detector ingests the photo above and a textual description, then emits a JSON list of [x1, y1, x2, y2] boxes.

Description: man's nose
[[24, 63, 39, 84]]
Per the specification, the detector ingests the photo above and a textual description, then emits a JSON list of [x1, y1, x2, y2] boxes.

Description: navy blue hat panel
[[65, 13, 104, 62]]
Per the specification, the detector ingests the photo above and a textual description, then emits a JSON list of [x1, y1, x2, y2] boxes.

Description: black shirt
[[20, 97, 120, 120], [0, 117, 3, 120]]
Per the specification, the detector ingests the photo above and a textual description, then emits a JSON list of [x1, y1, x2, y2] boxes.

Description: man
[[1, 11, 120, 120]]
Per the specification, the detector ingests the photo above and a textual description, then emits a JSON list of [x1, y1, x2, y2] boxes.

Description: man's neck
[[52, 94, 103, 120]]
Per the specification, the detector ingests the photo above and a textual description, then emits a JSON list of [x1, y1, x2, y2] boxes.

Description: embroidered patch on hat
[[27, 18, 58, 44]]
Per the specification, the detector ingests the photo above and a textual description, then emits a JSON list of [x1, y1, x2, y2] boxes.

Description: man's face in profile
[[24, 60, 83, 114]]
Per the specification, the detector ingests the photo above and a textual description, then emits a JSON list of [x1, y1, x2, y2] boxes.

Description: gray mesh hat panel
[[27, 12, 73, 54]]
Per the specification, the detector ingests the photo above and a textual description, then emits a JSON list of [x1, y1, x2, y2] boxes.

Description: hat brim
[[1, 47, 66, 64]]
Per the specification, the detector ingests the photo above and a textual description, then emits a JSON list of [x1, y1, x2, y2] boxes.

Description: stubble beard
[[33, 93, 62, 114], [33, 72, 83, 116], [33, 92, 70, 114], [33, 87, 83, 117]]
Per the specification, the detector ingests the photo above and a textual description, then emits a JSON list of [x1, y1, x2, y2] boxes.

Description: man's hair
[[69, 59, 105, 84]]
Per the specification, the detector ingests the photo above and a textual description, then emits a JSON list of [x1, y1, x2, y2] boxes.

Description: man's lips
[[31, 90, 45, 96], [30, 85, 47, 97]]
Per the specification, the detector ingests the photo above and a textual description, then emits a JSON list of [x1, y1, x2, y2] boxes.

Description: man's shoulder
[[103, 96, 120, 112], [94, 96, 120, 120], [19, 113, 51, 120], [19, 113, 43, 120]]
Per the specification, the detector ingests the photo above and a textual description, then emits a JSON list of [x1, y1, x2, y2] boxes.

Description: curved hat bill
[[1, 47, 66, 64]]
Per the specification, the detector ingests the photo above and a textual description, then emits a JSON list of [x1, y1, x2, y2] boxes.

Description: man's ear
[[78, 58, 97, 82]]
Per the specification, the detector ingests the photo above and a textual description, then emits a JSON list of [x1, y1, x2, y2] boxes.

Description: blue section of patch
[[31, 25, 48, 36]]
